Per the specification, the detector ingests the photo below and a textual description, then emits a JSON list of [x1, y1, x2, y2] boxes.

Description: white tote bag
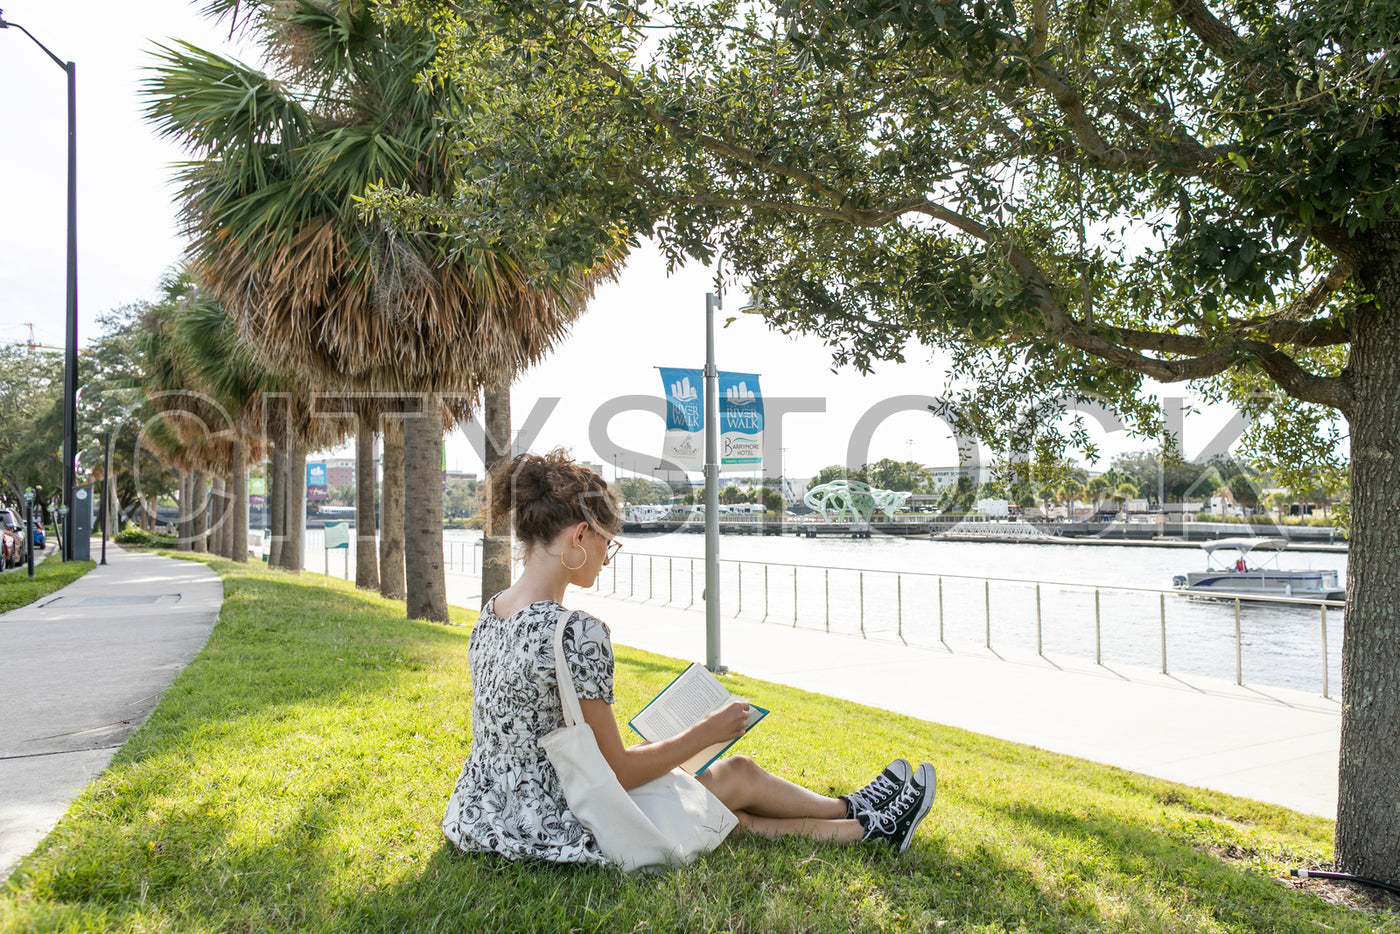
[[541, 609, 737, 871]]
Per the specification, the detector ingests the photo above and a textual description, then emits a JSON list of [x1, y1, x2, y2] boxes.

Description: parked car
[[0, 508, 26, 568]]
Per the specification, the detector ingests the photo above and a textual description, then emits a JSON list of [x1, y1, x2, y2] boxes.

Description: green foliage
[[0, 556, 1384, 933], [113, 522, 176, 547]]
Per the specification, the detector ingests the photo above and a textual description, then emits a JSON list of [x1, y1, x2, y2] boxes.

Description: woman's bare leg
[[731, 811, 867, 843], [698, 756, 848, 820]]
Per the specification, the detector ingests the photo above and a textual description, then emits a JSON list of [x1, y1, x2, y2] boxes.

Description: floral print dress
[[443, 597, 615, 864]]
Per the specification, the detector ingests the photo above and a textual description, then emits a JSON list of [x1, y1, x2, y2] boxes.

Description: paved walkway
[[0, 546, 222, 879], [447, 571, 1341, 819]]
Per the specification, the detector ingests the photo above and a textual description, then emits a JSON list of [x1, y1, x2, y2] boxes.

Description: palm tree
[[145, 1, 618, 620]]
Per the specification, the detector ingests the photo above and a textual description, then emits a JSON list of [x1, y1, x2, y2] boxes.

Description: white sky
[[0, 1, 1245, 483]]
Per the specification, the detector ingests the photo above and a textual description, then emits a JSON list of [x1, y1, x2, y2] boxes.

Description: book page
[[630, 664, 732, 741]]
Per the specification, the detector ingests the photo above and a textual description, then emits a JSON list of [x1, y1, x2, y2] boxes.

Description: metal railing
[[434, 537, 1341, 696]]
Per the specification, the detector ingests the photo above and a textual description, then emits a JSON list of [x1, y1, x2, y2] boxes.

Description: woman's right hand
[[697, 700, 751, 745]]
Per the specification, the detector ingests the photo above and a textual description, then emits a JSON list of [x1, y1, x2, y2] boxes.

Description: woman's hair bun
[[484, 448, 620, 548]]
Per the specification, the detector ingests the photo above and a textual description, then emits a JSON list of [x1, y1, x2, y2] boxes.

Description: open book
[[628, 663, 769, 775]]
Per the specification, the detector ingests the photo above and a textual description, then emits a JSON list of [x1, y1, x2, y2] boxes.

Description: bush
[[112, 522, 175, 547]]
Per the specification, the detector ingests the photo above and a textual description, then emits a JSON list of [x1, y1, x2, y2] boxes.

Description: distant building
[[324, 457, 355, 487], [926, 464, 992, 489], [445, 471, 478, 483]]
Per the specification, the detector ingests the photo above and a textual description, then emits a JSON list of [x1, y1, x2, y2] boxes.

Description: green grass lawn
[[0, 556, 95, 614], [1, 556, 1392, 933]]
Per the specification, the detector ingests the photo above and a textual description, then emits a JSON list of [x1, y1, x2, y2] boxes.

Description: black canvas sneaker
[[842, 757, 912, 820], [860, 762, 936, 852]]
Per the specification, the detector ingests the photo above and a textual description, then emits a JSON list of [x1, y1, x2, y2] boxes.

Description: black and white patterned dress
[[442, 597, 615, 864]]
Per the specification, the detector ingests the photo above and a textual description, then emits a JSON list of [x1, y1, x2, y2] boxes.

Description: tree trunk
[[231, 441, 248, 563], [355, 418, 379, 590], [177, 470, 192, 552], [280, 431, 305, 573], [379, 418, 406, 600], [210, 476, 227, 557], [269, 444, 286, 568], [1334, 236, 1400, 886], [403, 400, 447, 621], [481, 379, 513, 608]]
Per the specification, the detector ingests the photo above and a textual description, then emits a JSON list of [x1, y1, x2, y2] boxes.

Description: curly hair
[[484, 449, 620, 549]]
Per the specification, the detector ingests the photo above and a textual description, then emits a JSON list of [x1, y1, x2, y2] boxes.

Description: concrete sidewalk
[[447, 572, 1340, 819], [0, 546, 222, 879]]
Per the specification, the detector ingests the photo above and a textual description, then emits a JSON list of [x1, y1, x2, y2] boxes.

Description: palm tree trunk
[[210, 476, 227, 556], [355, 418, 379, 590], [231, 441, 248, 563], [481, 380, 512, 608], [280, 430, 305, 573], [177, 470, 192, 551], [403, 401, 446, 621], [269, 445, 286, 567], [191, 470, 208, 552], [379, 418, 405, 599]]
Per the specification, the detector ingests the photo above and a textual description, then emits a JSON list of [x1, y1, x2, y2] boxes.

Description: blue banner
[[659, 367, 704, 470], [718, 372, 763, 467]]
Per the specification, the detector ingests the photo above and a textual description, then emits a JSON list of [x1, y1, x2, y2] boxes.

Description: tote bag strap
[[552, 608, 586, 728]]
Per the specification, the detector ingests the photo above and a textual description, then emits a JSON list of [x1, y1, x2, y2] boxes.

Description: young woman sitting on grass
[[442, 449, 936, 865]]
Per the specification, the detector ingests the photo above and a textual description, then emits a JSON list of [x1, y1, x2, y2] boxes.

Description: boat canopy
[[1199, 537, 1290, 554]]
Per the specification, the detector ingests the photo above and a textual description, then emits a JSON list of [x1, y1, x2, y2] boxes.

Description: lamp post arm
[[0, 16, 70, 72]]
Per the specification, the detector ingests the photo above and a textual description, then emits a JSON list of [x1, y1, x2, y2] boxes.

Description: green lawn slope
[[1, 556, 1391, 933]]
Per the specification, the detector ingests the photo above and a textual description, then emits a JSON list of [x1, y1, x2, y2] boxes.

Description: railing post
[[630, 554, 635, 598], [1321, 603, 1330, 699], [793, 567, 798, 627], [649, 555, 654, 600], [1094, 589, 1102, 665], [764, 565, 769, 621], [1235, 597, 1243, 686], [737, 562, 743, 617], [689, 558, 694, 606], [1036, 583, 1042, 657], [825, 569, 830, 633], [938, 577, 945, 645], [897, 574, 903, 640], [860, 571, 865, 637], [669, 558, 673, 605], [985, 579, 991, 649], [1160, 593, 1167, 675]]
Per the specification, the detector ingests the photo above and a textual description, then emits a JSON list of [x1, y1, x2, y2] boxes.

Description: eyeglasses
[[605, 538, 623, 562]]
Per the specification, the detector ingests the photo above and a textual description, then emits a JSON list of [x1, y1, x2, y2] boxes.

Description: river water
[[306, 526, 1347, 695]]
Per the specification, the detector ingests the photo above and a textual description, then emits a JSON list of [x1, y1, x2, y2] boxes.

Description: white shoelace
[[862, 780, 924, 837]]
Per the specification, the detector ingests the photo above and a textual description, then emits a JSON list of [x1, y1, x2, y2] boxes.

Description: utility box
[[70, 484, 93, 561]]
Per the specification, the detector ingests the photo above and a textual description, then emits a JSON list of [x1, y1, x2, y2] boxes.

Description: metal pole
[[100, 430, 109, 565], [764, 565, 768, 621], [704, 291, 723, 672], [1235, 597, 1243, 686], [938, 577, 944, 644], [1036, 583, 1042, 656], [630, 554, 635, 597], [61, 59, 77, 560], [793, 567, 798, 626], [824, 568, 829, 633], [737, 562, 742, 617], [24, 495, 35, 579], [1094, 589, 1102, 665], [1160, 593, 1168, 674], [1321, 603, 1329, 698], [897, 574, 902, 640], [669, 558, 673, 605], [985, 579, 991, 649], [860, 571, 865, 636], [1, 20, 79, 559], [649, 555, 653, 600]]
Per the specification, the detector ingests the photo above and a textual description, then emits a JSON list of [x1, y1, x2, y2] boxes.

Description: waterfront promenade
[[446, 569, 1341, 819]]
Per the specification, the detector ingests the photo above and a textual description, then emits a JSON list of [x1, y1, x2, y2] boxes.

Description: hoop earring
[[562, 544, 588, 571]]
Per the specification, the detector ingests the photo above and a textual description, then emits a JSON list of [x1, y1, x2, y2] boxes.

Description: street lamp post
[[1, 10, 79, 561]]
